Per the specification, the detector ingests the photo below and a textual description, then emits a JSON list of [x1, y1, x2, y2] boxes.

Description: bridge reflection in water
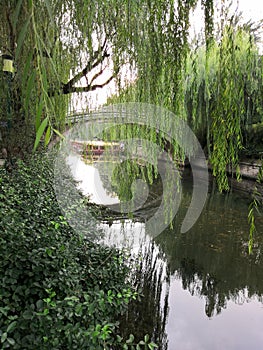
[[70, 139, 124, 162], [66, 135, 263, 349]]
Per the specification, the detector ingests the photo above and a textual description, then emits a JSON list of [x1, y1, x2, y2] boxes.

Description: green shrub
[[0, 153, 156, 349]]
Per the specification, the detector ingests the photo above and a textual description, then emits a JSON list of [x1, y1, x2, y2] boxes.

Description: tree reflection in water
[[73, 149, 263, 341], [118, 243, 170, 350], [155, 176, 263, 318]]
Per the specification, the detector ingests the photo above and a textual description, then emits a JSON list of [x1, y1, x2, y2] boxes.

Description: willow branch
[[64, 39, 109, 90], [89, 66, 107, 86], [62, 74, 116, 95]]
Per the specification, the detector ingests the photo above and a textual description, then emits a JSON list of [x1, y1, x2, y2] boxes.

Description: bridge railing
[[66, 110, 127, 124]]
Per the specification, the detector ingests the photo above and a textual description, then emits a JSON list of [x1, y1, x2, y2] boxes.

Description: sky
[[236, 0, 263, 22]]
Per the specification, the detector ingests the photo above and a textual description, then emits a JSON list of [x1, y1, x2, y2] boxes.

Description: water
[[69, 154, 263, 349], [156, 185, 263, 350]]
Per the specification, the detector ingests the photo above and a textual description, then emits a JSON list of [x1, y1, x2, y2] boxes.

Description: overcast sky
[[237, 0, 263, 22]]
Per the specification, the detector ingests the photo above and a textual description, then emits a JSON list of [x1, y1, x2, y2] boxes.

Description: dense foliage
[[0, 5, 262, 341], [184, 26, 263, 191], [0, 153, 159, 349], [0, 0, 209, 153], [1, 1, 262, 187], [112, 19, 263, 191]]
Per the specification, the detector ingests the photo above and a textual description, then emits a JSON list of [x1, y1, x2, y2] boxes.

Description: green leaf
[[53, 128, 65, 140], [7, 338, 15, 346], [126, 334, 134, 344], [6, 321, 17, 334], [22, 310, 33, 320], [144, 334, 149, 343], [1, 332, 7, 343], [36, 300, 43, 309], [117, 335, 123, 343], [15, 16, 31, 60], [44, 125, 52, 146], [64, 296, 79, 301], [33, 117, 49, 152], [36, 95, 44, 131]]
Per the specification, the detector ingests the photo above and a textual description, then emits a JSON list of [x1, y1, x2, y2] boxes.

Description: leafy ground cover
[[0, 153, 157, 349]]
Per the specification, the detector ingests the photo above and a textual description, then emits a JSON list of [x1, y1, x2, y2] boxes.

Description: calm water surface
[[158, 187, 263, 350], [69, 154, 263, 350]]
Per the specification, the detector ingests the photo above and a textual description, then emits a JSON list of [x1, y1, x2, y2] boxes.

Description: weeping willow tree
[[110, 4, 263, 193], [2, 0, 262, 193], [0, 0, 207, 236], [0, 0, 122, 156], [113, 0, 200, 114], [183, 24, 263, 191], [0, 1, 70, 155], [1, 0, 210, 158]]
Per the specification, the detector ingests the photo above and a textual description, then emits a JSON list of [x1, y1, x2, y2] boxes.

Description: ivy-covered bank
[[0, 153, 157, 350]]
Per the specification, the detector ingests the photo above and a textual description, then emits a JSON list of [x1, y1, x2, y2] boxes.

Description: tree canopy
[[0, 0, 207, 145], [0, 0, 262, 190]]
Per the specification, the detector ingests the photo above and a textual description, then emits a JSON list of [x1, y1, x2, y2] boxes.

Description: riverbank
[[0, 152, 158, 349], [184, 156, 263, 198]]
